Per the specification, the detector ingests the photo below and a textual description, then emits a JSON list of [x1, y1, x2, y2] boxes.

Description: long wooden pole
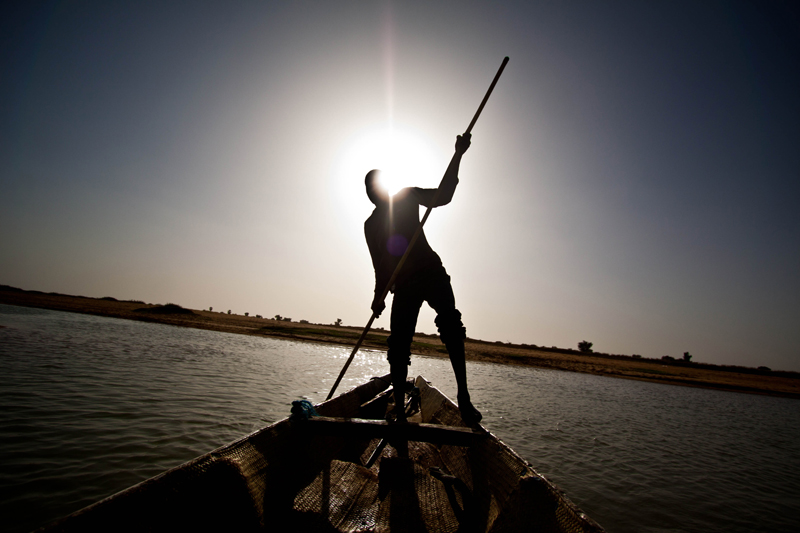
[[326, 57, 509, 400]]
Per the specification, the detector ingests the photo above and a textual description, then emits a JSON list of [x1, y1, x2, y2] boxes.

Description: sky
[[1, 1, 798, 371]]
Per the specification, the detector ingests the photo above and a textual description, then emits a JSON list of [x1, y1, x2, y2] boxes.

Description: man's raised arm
[[417, 133, 471, 208]]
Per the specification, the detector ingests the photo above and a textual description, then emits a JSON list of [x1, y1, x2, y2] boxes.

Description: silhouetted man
[[364, 133, 481, 424]]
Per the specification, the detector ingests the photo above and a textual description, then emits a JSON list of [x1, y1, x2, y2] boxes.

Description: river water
[[1, 304, 798, 532]]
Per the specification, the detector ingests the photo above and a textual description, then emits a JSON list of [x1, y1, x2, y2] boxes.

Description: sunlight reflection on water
[[1, 304, 798, 533]]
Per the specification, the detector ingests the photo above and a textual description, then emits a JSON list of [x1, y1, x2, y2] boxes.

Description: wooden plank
[[297, 417, 486, 447]]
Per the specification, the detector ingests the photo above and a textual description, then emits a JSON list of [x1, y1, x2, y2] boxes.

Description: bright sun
[[338, 126, 440, 196]]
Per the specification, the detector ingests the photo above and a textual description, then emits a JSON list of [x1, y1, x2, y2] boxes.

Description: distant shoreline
[[2, 285, 798, 399]]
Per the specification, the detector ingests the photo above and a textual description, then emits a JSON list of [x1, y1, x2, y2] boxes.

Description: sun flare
[[338, 127, 439, 196]]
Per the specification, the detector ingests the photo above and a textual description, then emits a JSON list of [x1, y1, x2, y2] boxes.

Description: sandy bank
[[2, 285, 798, 399]]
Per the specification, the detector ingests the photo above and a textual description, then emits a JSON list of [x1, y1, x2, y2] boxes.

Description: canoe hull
[[38, 376, 603, 532]]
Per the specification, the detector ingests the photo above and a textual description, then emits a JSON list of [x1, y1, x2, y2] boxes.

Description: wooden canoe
[[37, 375, 604, 532]]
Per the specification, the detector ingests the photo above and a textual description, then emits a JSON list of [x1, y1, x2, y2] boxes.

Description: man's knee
[[435, 309, 466, 345]]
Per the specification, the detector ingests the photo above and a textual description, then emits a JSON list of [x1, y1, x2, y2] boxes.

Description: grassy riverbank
[[2, 284, 799, 399]]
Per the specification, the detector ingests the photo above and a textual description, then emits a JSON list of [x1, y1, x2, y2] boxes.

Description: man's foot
[[457, 396, 482, 425]]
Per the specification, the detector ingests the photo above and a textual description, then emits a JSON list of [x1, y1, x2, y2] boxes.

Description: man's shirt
[[364, 181, 456, 297]]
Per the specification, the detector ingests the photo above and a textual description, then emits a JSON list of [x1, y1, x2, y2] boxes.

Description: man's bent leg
[[389, 361, 408, 421], [435, 308, 481, 424], [428, 271, 482, 424], [387, 287, 423, 421]]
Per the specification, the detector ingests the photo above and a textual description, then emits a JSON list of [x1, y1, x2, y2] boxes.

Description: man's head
[[365, 170, 390, 205]]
